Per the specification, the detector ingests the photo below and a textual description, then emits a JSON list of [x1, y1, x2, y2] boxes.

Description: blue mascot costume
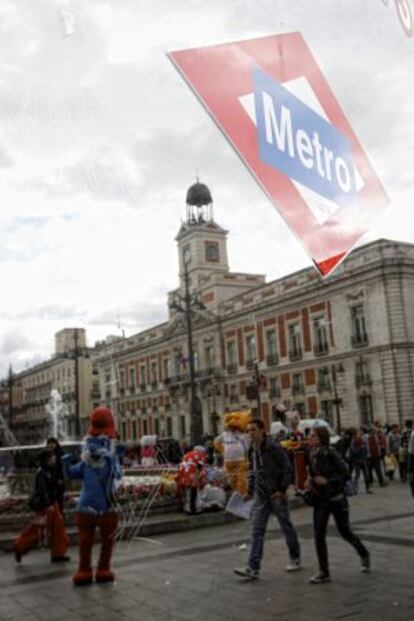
[[64, 407, 122, 585]]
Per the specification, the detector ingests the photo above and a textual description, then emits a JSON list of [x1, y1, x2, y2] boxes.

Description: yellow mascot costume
[[214, 410, 251, 495]]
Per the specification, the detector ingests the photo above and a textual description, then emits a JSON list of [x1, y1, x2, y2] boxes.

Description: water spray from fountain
[[45, 389, 69, 441]]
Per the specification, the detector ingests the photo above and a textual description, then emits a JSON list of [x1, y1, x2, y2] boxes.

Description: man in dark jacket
[[234, 418, 301, 579]]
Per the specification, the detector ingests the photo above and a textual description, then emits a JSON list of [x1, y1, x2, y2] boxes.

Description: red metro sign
[[168, 33, 390, 276]]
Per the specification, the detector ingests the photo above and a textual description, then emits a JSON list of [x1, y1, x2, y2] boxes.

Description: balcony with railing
[[196, 367, 222, 379], [266, 353, 279, 367], [292, 384, 304, 396], [355, 373, 372, 388], [168, 373, 190, 386], [227, 363, 237, 375], [317, 381, 331, 393], [269, 388, 281, 399], [314, 342, 329, 356], [351, 332, 369, 348], [139, 383, 147, 392], [246, 359, 255, 370], [151, 381, 158, 391], [289, 346, 303, 361]]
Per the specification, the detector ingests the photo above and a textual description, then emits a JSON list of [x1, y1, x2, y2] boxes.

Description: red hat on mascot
[[87, 407, 117, 438]]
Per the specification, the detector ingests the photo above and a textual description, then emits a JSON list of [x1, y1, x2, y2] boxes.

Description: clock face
[[205, 241, 219, 262]]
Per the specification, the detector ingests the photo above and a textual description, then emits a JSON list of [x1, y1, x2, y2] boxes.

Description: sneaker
[[51, 555, 70, 563], [14, 548, 22, 564], [234, 566, 259, 580], [360, 553, 371, 573], [309, 571, 331, 584], [286, 558, 302, 572]]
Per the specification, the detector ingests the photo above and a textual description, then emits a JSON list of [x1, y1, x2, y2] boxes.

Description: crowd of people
[[336, 419, 414, 493], [12, 408, 414, 588]]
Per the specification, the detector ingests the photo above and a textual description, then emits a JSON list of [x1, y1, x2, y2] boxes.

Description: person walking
[[46, 437, 66, 513], [386, 425, 401, 481], [306, 426, 370, 584], [14, 450, 69, 563], [349, 429, 372, 494], [365, 427, 386, 487], [234, 418, 301, 580], [399, 420, 413, 483]]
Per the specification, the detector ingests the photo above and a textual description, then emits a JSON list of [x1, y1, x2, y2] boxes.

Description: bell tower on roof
[[175, 180, 230, 290]]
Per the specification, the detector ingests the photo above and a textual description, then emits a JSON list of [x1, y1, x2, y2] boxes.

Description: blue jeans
[[248, 494, 300, 571]]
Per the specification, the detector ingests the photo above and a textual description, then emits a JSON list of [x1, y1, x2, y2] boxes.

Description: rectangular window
[[288, 323, 302, 360], [142, 418, 148, 435], [292, 373, 303, 394], [313, 317, 328, 354], [180, 415, 186, 437], [269, 376, 280, 398], [154, 417, 160, 436], [226, 341, 237, 373], [163, 358, 171, 380], [204, 345, 214, 371], [119, 370, 125, 390], [266, 329, 278, 355], [295, 402, 306, 417], [266, 329, 278, 365], [166, 417, 173, 437], [151, 361, 158, 388], [351, 305, 368, 346], [151, 361, 157, 382], [317, 367, 331, 391], [245, 334, 256, 366], [359, 394, 373, 425], [320, 400, 333, 424], [355, 358, 371, 387], [132, 420, 137, 441], [121, 421, 127, 441]]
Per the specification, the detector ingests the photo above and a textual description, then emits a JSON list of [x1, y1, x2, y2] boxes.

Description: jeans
[[352, 461, 370, 491], [368, 456, 385, 486], [249, 494, 300, 571], [313, 496, 368, 574]]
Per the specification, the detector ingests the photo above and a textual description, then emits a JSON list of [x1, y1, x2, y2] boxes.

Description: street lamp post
[[331, 363, 345, 432], [169, 256, 205, 446], [254, 360, 262, 418], [73, 330, 81, 439], [8, 364, 13, 431]]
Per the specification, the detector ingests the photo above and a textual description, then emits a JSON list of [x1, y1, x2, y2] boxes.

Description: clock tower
[[168, 181, 265, 314], [175, 181, 230, 291]]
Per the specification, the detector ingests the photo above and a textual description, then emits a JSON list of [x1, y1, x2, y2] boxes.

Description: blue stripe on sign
[[253, 67, 357, 209]]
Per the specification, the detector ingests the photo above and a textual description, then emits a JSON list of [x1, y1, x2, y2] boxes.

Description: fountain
[[45, 389, 69, 441]]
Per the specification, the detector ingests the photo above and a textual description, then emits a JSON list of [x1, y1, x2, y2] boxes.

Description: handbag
[[384, 455, 396, 473], [301, 488, 320, 507], [344, 479, 357, 497]]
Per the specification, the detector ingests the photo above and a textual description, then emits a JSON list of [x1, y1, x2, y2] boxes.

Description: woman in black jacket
[[14, 450, 69, 563], [306, 426, 370, 584]]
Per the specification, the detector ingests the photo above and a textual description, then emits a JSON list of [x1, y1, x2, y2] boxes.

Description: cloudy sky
[[0, 0, 413, 377]]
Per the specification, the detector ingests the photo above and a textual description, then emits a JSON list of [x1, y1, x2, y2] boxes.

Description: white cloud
[[0, 0, 413, 377]]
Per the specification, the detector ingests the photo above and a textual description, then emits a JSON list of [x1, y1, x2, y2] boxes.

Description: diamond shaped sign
[[168, 33, 390, 276]]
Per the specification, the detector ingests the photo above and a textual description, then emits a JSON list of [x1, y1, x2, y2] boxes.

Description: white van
[[298, 419, 340, 446], [270, 419, 340, 446]]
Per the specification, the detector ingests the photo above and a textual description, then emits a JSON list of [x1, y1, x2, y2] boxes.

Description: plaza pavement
[[0, 482, 413, 621]]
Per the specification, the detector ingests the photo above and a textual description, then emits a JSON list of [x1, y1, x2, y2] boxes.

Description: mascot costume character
[[63, 407, 122, 586], [214, 410, 251, 495], [177, 447, 207, 514], [140, 435, 157, 467]]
